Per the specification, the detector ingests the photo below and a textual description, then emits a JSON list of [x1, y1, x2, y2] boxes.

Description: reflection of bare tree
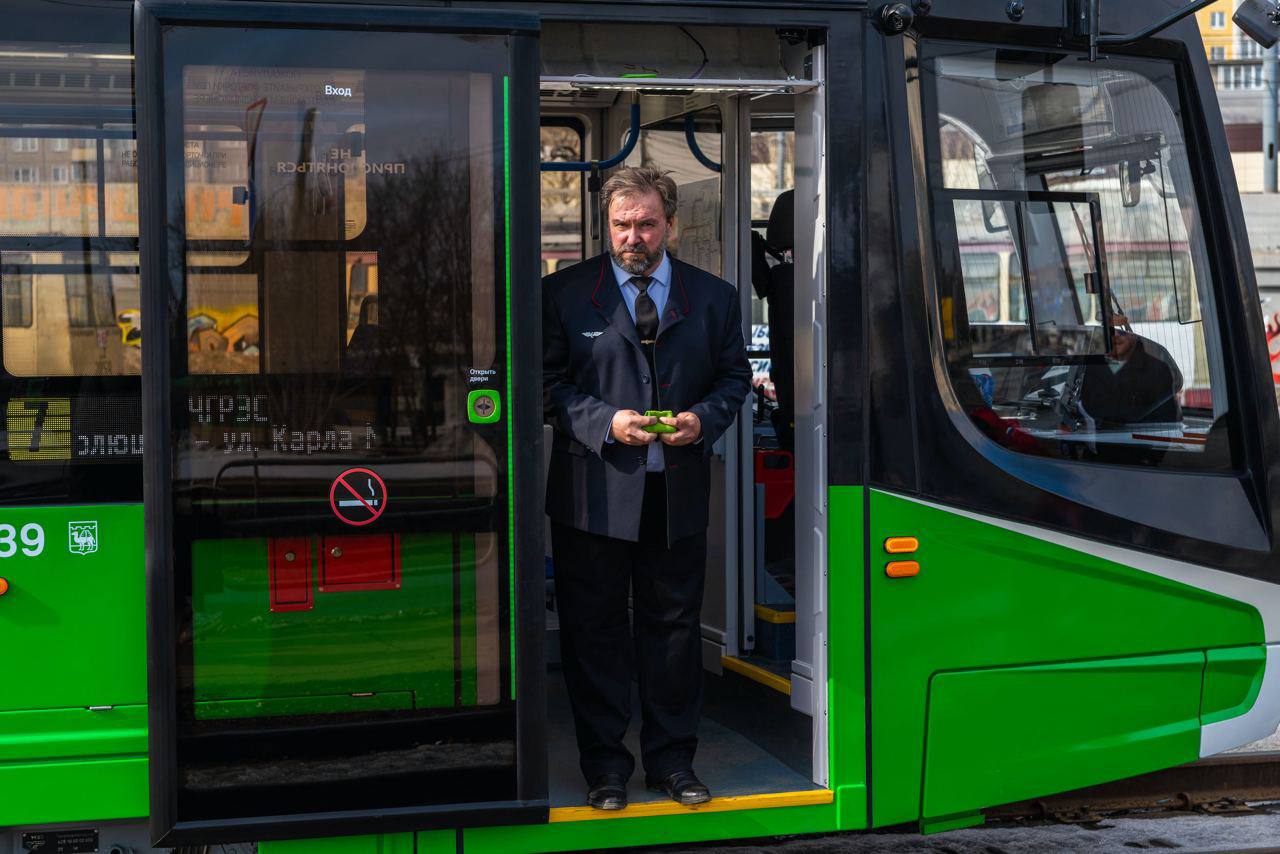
[[182, 112, 485, 474], [360, 151, 476, 451]]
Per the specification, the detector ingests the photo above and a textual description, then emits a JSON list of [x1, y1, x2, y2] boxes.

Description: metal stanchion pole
[[1265, 43, 1278, 192]]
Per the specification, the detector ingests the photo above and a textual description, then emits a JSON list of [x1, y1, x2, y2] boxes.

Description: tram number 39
[[0, 524, 45, 558]]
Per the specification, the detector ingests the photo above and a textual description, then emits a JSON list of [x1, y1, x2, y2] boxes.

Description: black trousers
[[551, 473, 707, 782]]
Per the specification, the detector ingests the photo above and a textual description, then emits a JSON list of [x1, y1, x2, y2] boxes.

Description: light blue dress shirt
[[607, 253, 670, 472]]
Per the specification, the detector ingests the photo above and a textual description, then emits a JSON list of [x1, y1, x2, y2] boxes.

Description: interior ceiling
[[538, 21, 788, 107]]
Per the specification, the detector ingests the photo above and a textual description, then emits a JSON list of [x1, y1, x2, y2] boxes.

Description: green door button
[[467, 389, 501, 424]]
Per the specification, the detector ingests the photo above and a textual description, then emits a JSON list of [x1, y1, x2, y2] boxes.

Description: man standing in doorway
[[543, 167, 751, 810]]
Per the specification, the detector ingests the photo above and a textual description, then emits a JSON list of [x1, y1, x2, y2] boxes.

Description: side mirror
[[1119, 159, 1142, 208], [982, 199, 1009, 234], [1235, 0, 1280, 48]]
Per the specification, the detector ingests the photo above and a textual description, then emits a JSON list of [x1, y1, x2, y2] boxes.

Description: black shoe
[[586, 772, 628, 810], [647, 770, 711, 806]]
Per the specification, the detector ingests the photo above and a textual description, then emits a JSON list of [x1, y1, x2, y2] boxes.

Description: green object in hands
[[643, 409, 677, 433]]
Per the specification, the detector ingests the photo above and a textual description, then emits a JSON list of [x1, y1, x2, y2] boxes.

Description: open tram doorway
[[537, 22, 829, 810]]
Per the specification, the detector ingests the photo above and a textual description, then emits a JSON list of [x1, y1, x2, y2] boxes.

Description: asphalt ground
[[637, 730, 1280, 854], [645, 806, 1280, 853]]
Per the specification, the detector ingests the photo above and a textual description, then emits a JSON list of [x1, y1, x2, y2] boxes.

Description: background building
[[1199, 1, 1280, 335]]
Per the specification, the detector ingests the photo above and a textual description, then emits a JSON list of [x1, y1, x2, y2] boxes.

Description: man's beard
[[609, 233, 668, 276]]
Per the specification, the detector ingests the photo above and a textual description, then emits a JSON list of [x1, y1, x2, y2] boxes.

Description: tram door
[[135, 2, 545, 845]]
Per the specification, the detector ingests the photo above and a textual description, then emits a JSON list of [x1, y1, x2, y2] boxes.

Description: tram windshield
[[922, 45, 1234, 468]]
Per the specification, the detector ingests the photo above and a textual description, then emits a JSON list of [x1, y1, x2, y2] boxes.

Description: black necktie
[[631, 276, 659, 408], [631, 276, 658, 346]]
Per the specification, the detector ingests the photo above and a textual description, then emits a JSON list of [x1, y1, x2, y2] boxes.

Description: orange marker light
[[884, 536, 919, 554], [885, 560, 920, 579], [0, 577, 9, 595]]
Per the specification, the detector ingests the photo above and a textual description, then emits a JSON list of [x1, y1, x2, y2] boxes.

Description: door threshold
[[721, 655, 791, 695], [548, 788, 832, 822]]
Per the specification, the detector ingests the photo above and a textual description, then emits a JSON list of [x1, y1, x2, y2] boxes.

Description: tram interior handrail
[[540, 102, 638, 173], [684, 113, 722, 173]]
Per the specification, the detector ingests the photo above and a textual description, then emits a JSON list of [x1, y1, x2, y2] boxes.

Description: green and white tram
[[1, 0, 1279, 851]]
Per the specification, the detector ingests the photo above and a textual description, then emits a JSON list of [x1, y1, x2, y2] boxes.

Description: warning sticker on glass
[[329, 467, 388, 527]]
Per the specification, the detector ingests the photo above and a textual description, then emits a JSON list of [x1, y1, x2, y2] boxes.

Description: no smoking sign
[[329, 467, 388, 526]]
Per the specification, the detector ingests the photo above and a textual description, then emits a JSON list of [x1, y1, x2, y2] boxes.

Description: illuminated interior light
[[540, 75, 821, 95]]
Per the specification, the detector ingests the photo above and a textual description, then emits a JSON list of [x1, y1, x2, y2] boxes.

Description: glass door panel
[[137, 2, 543, 843]]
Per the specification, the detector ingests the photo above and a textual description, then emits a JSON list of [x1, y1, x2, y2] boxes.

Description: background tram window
[[0, 37, 143, 502], [65, 273, 115, 328], [749, 128, 794, 398], [105, 133, 140, 237], [924, 47, 1234, 469], [540, 122, 584, 275], [2, 271, 31, 328]]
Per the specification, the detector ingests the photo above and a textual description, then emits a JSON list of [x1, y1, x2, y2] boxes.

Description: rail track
[[988, 752, 1280, 823]]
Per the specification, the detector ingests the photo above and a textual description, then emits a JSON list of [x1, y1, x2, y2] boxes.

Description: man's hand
[[659, 412, 701, 446], [611, 409, 658, 446]]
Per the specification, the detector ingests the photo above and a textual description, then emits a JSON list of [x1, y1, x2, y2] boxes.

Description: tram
[[1, 0, 1280, 852]]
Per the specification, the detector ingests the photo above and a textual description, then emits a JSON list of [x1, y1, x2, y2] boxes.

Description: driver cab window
[[922, 46, 1233, 469]]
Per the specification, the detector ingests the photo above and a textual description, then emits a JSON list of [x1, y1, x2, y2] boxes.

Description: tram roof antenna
[[1074, 0, 1280, 61]]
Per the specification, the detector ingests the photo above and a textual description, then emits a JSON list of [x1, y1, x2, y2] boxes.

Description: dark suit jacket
[[1081, 339, 1181, 426], [543, 253, 752, 543]]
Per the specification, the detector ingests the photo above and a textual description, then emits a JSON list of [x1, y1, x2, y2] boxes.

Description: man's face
[[607, 189, 672, 276], [1112, 329, 1137, 360]]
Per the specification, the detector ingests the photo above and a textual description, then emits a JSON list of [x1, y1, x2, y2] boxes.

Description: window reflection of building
[[0, 45, 140, 378]]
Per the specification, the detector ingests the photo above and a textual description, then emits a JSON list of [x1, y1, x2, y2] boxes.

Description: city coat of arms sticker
[[68, 521, 99, 556]]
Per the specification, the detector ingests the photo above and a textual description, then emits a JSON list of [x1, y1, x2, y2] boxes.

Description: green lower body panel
[[0, 503, 148, 826], [0, 707, 147, 826], [0, 756, 147, 826], [922, 651, 1205, 821], [869, 490, 1264, 828], [0, 705, 146, 762], [827, 487, 868, 830], [1202, 645, 1267, 725]]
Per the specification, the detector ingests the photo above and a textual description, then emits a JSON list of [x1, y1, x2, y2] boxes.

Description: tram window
[[184, 129, 250, 242], [186, 270, 260, 374], [0, 132, 110, 236], [105, 134, 139, 237], [923, 46, 1234, 469], [66, 273, 114, 328], [540, 121, 584, 274]]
